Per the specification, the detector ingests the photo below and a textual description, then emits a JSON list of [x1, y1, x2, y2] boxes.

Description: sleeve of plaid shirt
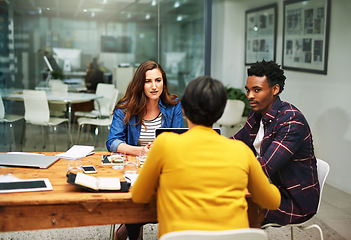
[[257, 111, 307, 178]]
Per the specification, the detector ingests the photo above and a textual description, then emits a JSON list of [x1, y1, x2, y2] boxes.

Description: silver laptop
[[155, 128, 221, 137], [0, 153, 60, 169]]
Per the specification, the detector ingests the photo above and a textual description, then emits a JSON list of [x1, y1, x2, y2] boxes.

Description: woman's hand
[[141, 142, 153, 154]]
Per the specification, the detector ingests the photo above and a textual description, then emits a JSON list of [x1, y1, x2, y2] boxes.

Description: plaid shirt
[[232, 97, 320, 225]]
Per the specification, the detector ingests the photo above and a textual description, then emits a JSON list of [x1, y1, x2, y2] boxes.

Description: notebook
[[155, 128, 221, 137], [0, 153, 60, 169]]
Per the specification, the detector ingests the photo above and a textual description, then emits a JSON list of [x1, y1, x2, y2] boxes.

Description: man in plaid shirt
[[231, 60, 320, 225]]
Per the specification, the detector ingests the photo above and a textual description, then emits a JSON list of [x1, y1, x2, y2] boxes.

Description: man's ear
[[272, 84, 280, 96]]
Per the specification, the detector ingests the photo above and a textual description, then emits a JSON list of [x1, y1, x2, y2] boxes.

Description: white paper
[[124, 173, 139, 187], [56, 145, 94, 160], [0, 174, 22, 182]]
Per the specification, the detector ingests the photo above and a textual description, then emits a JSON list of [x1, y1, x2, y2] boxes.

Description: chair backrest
[[23, 90, 50, 124], [0, 92, 5, 119], [48, 79, 64, 87], [95, 83, 118, 116], [50, 81, 68, 93], [114, 66, 134, 97], [316, 158, 330, 213], [109, 88, 119, 114], [159, 229, 268, 240], [216, 100, 245, 127]]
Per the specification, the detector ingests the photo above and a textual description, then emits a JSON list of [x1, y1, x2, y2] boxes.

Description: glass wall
[[1, 0, 210, 98]]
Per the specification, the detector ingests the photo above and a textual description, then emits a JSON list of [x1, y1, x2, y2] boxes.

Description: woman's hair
[[247, 60, 286, 94], [114, 60, 179, 124], [182, 76, 227, 127]]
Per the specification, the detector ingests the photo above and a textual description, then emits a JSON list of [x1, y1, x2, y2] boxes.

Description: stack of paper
[[56, 145, 94, 160]]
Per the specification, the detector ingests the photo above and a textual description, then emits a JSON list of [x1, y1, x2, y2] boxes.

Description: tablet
[[0, 178, 53, 193]]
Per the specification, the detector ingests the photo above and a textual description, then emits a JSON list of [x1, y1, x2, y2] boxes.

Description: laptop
[[155, 128, 221, 137], [0, 153, 61, 169]]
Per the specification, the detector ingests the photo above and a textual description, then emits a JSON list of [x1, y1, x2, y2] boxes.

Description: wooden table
[[0, 151, 264, 233]]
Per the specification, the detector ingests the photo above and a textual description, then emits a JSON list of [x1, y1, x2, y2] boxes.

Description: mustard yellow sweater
[[132, 126, 280, 238]]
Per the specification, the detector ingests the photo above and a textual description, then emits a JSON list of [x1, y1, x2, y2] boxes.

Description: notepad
[[74, 172, 121, 191], [67, 173, 130, 192]]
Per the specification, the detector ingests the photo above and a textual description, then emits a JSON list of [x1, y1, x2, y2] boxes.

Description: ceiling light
[[177, 15, 183, 21], [174, 1, 180, 8], [151, 0, 156, 6], [91, 11, 95, 17], [47, 8, 50, 11], [145, 14, 150, 20], [83, 9, 88, 13]]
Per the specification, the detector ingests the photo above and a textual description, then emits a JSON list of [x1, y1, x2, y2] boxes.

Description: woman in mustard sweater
[[131, 76, 281, 238]]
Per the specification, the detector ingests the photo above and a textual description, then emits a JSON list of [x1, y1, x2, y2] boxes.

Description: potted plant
[[51, 70, 64, 80]]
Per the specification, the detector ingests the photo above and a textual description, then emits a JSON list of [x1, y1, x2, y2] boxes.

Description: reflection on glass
[[3, 0, 207, 109]]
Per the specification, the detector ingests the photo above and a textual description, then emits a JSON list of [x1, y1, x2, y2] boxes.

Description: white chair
[[77, 117, 112, 147], [0, 92, 23, 151], [49, 81, 68, 117], [159, 228, 268, 240], [217, 99, 245, 127], [48, 79, 66, 88], [76, 88, 119, 146], [216, 99, 245, 137], [114, 66, 134, 99], [75, 83, 118, 119], [22, 90, 70, 151], [261, 158, 330, 240]]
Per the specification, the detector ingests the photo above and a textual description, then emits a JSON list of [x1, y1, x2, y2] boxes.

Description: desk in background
[[0, 151, 264, 232], [36, 79, 87, 92], [2, 89, 102, 136]]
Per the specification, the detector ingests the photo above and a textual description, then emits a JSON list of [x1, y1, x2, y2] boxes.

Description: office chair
[[75, 83, 118, 119], [76, 88, 119, 146], [22, 90, 70, 151], [261, 158, 330, 240], [114, 66, 134, 99], [216, 99, 245, 137], [49, 80, 68, 117], [0, 92, 23, 151], [159, 228, 268, 240], [77, 117, 112, 147], [217, 100, 245, 127]]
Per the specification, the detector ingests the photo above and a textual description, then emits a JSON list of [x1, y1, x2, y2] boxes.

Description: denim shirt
[[106, 99, 183, 152]]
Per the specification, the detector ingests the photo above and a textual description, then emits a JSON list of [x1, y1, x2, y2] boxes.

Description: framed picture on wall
[[245, 4, 277, 65], [282, 0, 331, 74]]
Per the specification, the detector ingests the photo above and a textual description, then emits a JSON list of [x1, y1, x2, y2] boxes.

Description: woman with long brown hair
[[106, 60, 183, 155]]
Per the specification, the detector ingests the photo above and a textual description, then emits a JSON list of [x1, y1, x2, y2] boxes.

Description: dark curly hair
[[181, 76, 227, 127], [248, 60, 286, 94]]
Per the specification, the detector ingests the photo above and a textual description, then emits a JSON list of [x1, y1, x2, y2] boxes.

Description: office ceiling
[[11, 0, 200, 22]]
